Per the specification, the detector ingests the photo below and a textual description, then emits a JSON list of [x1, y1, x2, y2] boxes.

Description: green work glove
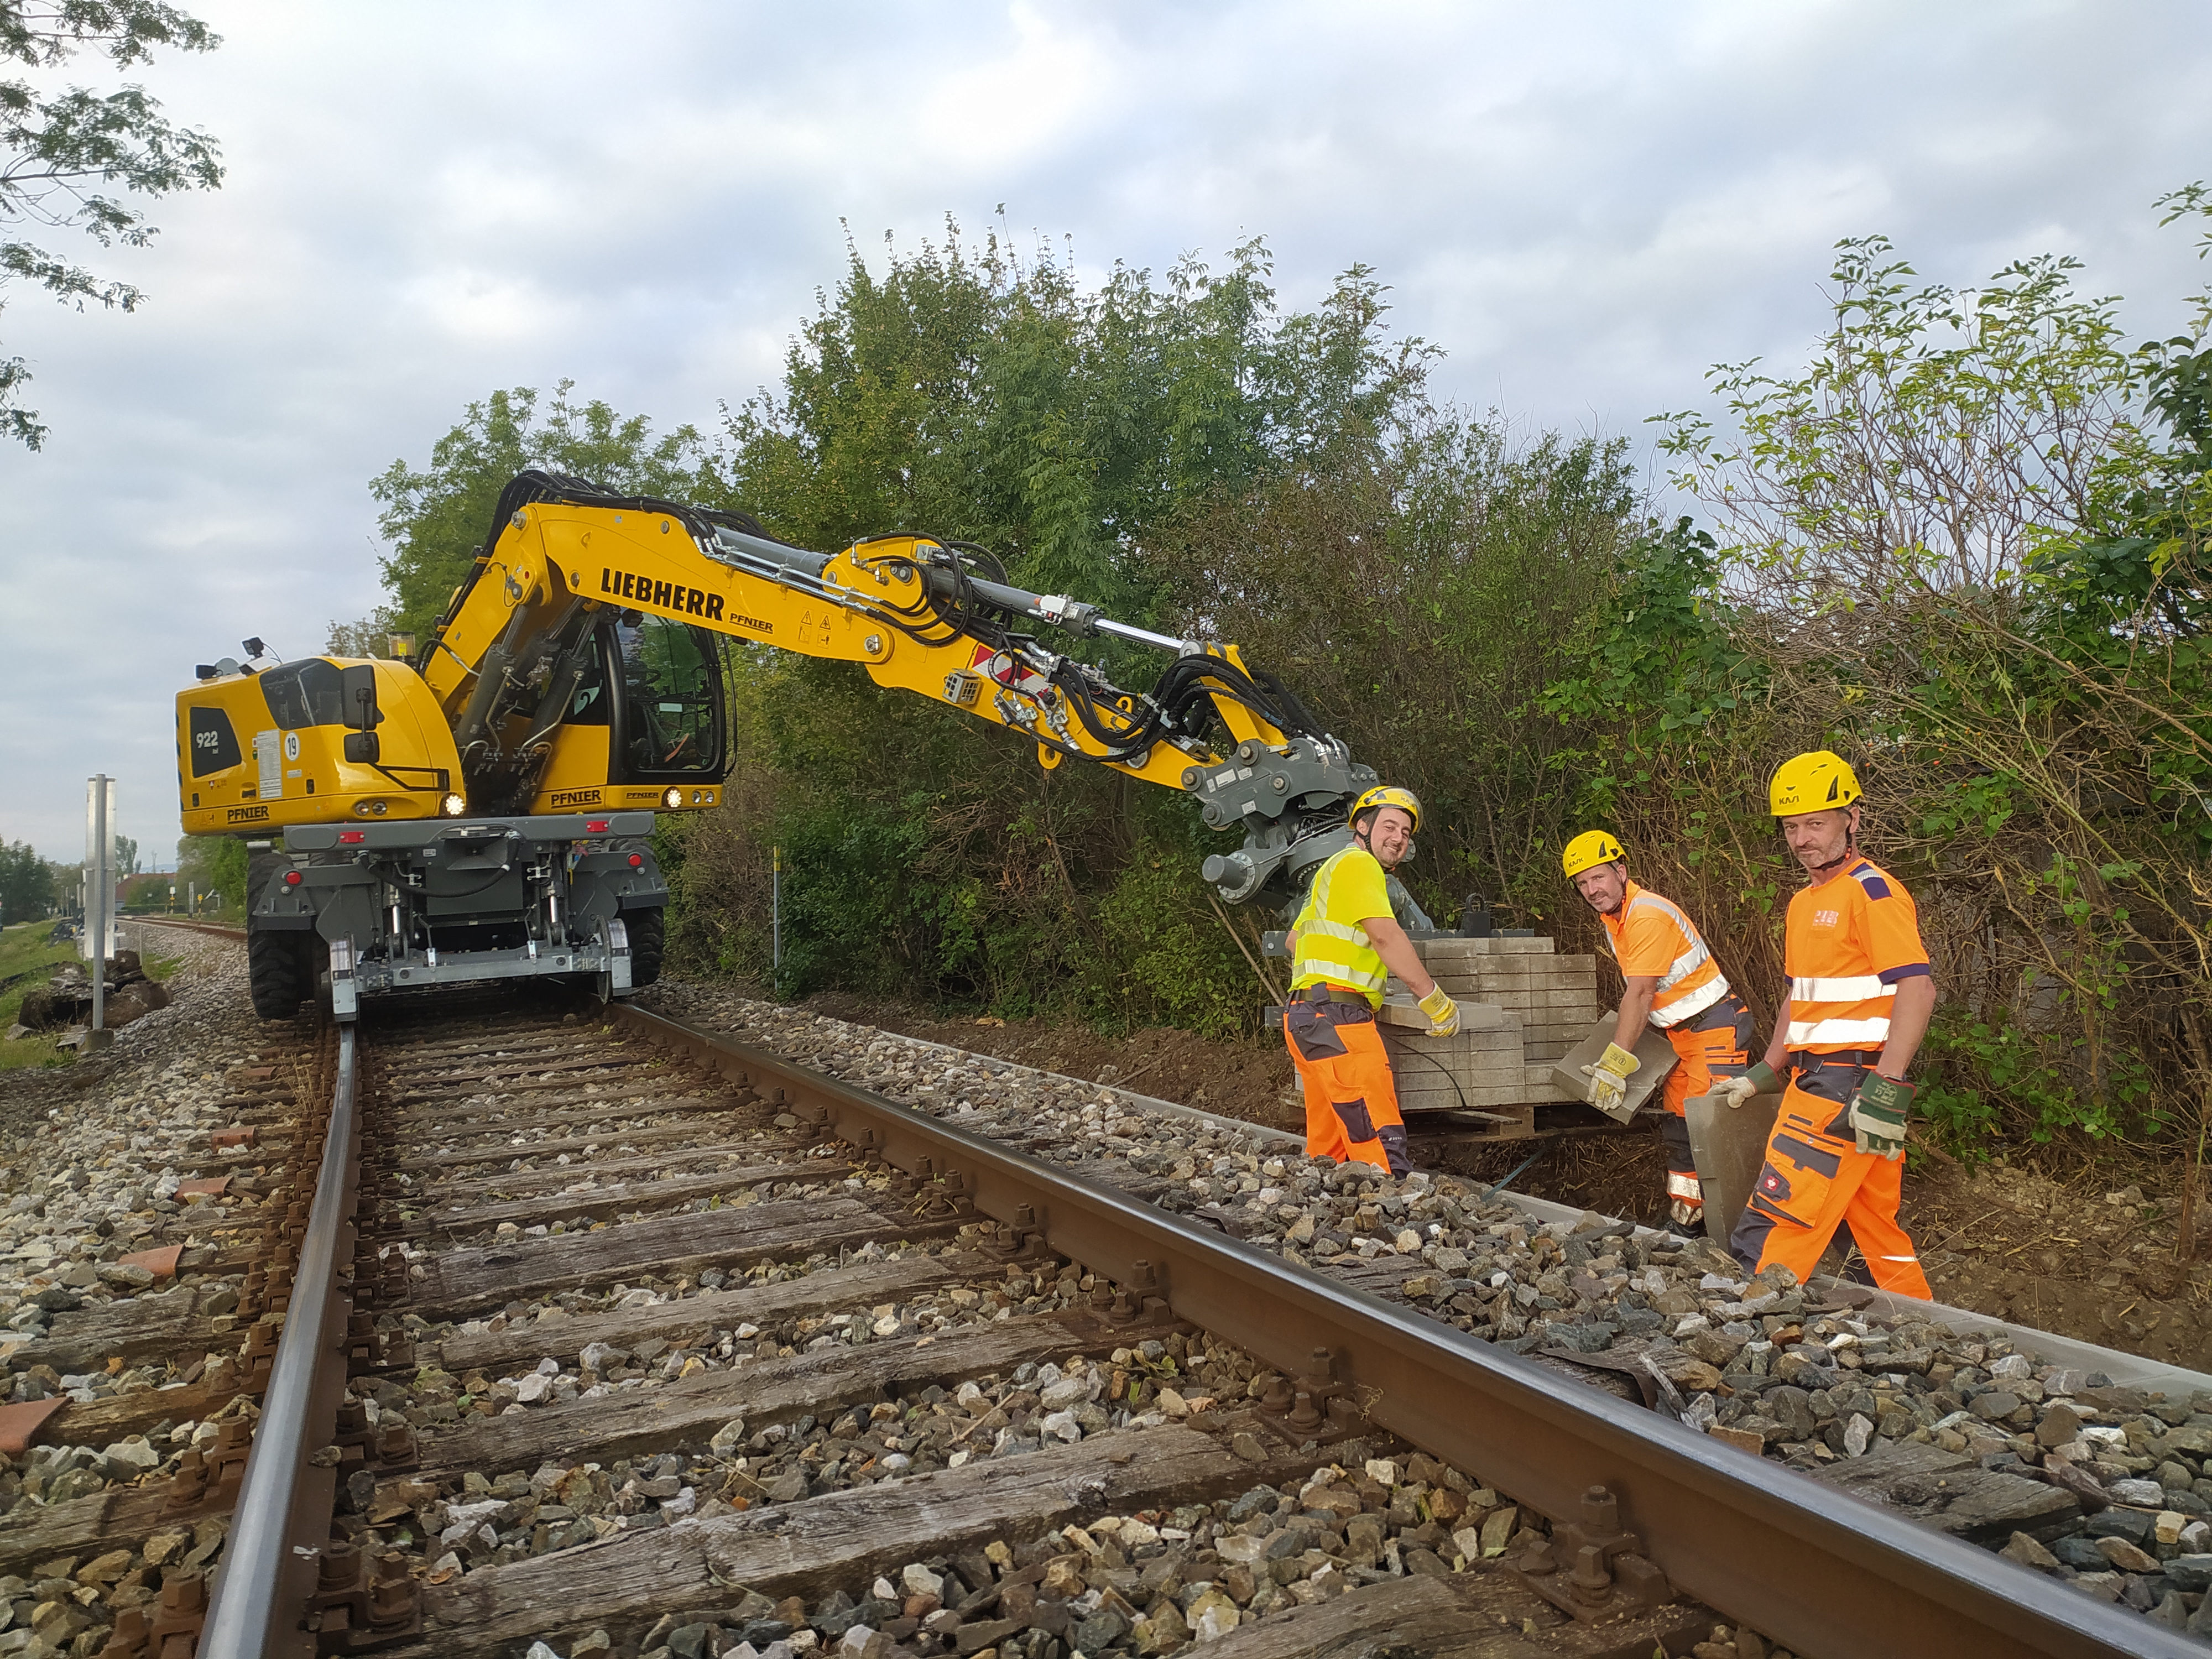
[[1848, 1071, 1914, 1160], [1418, 985, 1459, 1037], [1712, 1061, 1781, 1109], [1580, 1041, 1640, 1118]]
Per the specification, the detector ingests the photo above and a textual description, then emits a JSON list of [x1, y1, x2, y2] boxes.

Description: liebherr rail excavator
[[176, 471, 1381, 1021]]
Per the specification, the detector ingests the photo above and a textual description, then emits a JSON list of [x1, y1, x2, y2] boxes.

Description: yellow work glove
[[1417, 985, 1459, 1037], [1580, 1041, 1640, 1118], [1712, 1062, 1781, 1109]]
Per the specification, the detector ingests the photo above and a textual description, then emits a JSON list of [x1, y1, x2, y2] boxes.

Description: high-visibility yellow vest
[[1289, 846, 1391, 1006]]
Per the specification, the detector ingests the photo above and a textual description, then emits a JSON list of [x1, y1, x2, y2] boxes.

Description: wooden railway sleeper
[[1501, 1483, 1674, 1623]]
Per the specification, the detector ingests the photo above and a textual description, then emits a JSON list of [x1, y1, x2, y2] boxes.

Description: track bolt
[[165, 1448, 208, 1510], [1569, 1544, 1614, 1605], [318, 1540, 362, 1592], [1580, 1484, 1620, 1535], [160, 1571, 206, 1613], [95, 1606, 147, 1658], [377, 1421, 418, 1467], [368, 1576, 420, 1628]]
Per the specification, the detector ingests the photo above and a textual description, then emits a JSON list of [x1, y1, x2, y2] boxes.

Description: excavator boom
[[423, 472, 1374, 904], [178, 471, 1373, 1021]]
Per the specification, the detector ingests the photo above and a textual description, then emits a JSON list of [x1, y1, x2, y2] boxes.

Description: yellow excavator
[[177, 471, 1381, 1019]]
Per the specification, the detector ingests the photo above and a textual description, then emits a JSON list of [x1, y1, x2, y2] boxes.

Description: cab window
[[259, 660, 346, 729], [614, 615, 718, 775]]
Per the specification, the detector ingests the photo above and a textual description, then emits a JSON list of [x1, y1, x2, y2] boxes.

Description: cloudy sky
[[3, 0, 2208, 864]]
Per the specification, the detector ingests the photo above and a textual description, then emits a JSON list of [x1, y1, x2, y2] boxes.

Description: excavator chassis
[[244, 810, 669, 1020]]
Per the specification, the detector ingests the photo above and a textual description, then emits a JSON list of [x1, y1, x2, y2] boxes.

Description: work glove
[[1417, 985, 1459, 1037], [1580, 1041, 1640, 1118], [1712, 1061, 1781, 1109], [1848, 1071, 1914, 1160]]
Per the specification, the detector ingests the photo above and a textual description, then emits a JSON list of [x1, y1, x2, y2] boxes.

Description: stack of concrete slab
[[1374, 936, 1606, 1128]]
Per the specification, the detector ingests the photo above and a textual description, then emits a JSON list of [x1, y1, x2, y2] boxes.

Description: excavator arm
[[422, 472, 1375, 908]]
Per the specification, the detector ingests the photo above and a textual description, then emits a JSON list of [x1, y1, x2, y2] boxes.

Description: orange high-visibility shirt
[[1783, 859, 1931, 1053], [1599, 880, 1730, 1027]]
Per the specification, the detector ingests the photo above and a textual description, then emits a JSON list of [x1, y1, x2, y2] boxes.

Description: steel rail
[[615, 1003, 2195, 1659], [129, 915, 247, 942], [199, 1023, 360, 1658]]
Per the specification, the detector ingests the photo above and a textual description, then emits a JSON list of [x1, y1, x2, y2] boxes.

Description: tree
[[112, 831, 135, 874], [324, 605, 404, 658], [3, 0, 223, 447], [364, 380, 710, 641], [175, 832, 241, 909], [1640, 208, 2212, 1148], [0, 837, 55, 921]]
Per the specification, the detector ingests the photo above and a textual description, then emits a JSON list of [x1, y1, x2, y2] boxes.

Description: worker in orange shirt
[[1715, 752, 1935, 1297], [1563, 832, 1753, 1235]]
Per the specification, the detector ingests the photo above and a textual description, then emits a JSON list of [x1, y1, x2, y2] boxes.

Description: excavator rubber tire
[[247, 924, 309, 1020], [245, 851, 310, 1020], [628, 906, 666, 989]]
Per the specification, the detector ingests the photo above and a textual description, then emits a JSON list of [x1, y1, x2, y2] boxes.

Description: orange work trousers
[[1282, 998, 1409, 1177], [1730, 1079, 1932, 1298]]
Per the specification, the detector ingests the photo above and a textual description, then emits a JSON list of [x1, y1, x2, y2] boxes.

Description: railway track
[[3, 926, 2206, 1658]]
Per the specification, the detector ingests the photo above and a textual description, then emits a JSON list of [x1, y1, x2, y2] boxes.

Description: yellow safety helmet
[[1770, 750, 1863, 817], [1561, 830, 1625, 879], [1350, 785, 1421, 833]]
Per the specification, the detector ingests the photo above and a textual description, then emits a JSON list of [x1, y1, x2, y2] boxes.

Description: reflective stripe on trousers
[[1656, 1114, 1702, 1215], [1283, 1011, 1408, 1177]]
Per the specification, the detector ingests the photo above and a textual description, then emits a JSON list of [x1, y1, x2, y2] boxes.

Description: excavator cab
[[526, 611, 726, 814]]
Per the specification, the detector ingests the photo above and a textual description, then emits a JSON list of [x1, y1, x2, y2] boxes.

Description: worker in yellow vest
[[1563, 831, 1753, 1235], [1284, 786, 1458, 1176]]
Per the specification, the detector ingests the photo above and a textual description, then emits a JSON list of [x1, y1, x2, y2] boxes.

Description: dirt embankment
[[794, 986, 2212, 1375]]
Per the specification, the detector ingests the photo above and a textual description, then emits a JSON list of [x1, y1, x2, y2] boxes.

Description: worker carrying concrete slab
[[1712, 751, 1936, 1298], [1563, 830, 1754, 1235], [1285, 786, 1458, 1177]]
